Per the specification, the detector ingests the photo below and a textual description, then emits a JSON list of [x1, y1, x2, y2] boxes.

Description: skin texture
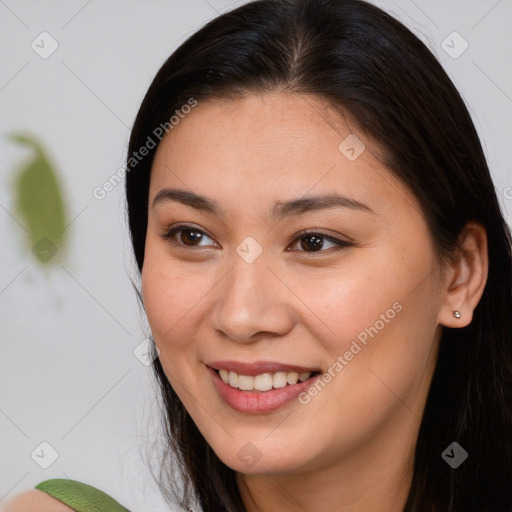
[[142, 93, 488, 512], [1, 489, 74, 512]]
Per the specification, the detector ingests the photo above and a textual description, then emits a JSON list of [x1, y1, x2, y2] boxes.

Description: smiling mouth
[[213, 368, 322, 392]]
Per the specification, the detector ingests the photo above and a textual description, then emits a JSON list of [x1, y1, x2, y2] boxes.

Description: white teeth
[[286, 372, 299, 385], [238, 374, 254, 391], [217, 369, 314, 391], [272, 372, 288, 388], [228, 371, 238, 388], [254, 373, 273, 391]]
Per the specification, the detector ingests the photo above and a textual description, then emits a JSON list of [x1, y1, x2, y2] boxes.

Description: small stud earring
[[453, 311, 461, 319]]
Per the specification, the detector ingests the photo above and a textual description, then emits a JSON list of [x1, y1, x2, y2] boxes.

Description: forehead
[[149, 93, 420, 221]]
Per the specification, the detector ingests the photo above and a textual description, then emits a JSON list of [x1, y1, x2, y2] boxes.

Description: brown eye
[[288, 231, 352, 254], [179, 228, 203, 246], [160, 224, 216, 247], [299, 234, 325, 251]]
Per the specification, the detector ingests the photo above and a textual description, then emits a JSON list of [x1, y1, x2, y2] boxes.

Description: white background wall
[[1, 1, 511, 511]]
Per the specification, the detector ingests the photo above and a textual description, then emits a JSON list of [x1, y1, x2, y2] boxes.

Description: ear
[[438, 222, 488, 328]]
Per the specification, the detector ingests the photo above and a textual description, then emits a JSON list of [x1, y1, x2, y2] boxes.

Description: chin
[[204, 430, 316, 476]]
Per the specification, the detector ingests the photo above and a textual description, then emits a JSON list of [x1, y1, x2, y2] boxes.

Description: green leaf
[[10, 133, 67, 264]]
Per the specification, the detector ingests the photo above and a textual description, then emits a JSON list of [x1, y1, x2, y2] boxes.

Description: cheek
[[141, 254, 214, 403], [289, 243, 440, 380], [141, 249, 208, 350], [286, 258, 407, 357]]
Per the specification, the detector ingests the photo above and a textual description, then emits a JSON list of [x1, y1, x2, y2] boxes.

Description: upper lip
[[207, 360, 320, 376]]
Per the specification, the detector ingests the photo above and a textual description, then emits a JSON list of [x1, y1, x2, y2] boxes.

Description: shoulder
[[1, 489, 75, 511]]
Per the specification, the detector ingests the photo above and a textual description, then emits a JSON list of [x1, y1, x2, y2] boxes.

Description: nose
[[210, 253, 295, 344]]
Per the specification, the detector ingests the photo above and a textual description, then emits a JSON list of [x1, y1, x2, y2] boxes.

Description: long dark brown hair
[[125, 1, 512, 510]]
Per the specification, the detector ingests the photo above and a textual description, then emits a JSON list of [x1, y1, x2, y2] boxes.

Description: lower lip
[[208, 367, 320, 414]]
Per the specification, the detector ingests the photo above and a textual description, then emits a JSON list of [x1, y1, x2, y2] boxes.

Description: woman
[[6, 0, 511, 510]]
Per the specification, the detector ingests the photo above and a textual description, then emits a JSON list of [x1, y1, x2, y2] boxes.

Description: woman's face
[[142, 93, 444, 476]]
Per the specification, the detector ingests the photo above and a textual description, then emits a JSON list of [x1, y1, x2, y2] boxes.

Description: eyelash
[[160, 223, 353, 254]]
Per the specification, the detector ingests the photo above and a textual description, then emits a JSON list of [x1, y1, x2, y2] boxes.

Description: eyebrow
[[152, 187, 375, 220]]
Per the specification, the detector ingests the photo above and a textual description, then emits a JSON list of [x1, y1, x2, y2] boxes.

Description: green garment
[[35, 479, 131, 512]]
